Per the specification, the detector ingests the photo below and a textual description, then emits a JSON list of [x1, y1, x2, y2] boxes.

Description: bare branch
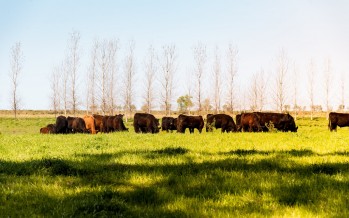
[[193, 43, 207, 114], [9, 42, 23, 118], [159, 44, 177, 116]]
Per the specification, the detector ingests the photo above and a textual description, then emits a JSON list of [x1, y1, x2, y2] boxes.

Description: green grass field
[[1, 117, 349, 217]]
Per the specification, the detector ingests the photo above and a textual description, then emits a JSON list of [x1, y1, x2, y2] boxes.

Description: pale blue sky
[[1, 1, 349, 110]]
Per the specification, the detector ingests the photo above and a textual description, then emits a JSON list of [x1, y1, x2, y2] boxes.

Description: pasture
[[1, 116, 349, 217]]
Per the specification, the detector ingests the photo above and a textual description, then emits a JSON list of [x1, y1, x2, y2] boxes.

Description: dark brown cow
[[112, 114, 128, 132], [236, 114, 242, 131], [101, 116, 111, 133], [55, 115, 68, 134], [161, 117, 177, 132], [92, 114, 103, 133], [206, 114, 237, 133], [254, 112, 298, 132], [72, 117, 88, 133], [240, 113, 262, 132], [40, 124, 56, 134], [328, 112, 349, 131], [66, 117, 88, 133], [177, 114, 204, 134], [106, 114, 128, 132], [133, 113, 160, 133]]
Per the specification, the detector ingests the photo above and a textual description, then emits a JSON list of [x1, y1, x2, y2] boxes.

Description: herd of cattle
[[39, 111, 349, 134], [39, 112, 303, 134]]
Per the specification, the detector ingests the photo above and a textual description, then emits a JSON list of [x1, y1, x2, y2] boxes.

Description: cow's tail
[[328, 117, 331, 131]]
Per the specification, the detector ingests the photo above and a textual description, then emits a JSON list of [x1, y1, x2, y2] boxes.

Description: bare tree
[[185, 67, 194, 115], [193, 43, 207, 114], [50, 65, 61, 117], [308, 59, 316, 120], [143, 45, 157, 113], [292, 62, 299, 120], [249, 73, 259, 111], [226, 44, 238, 113], [340, 72, 345, 112], [212, 46, 222, 113], [274, 49, 289, 112], [257, 69, 267, 111], [61, 60, 69, 116], [159, 44, 177, 116], [107, 39, 119, 115], [123, 41, 136, 121], [96, 40, 110, 115], [87, 40, 99, 114], [249, 69, 267, 111], [323, 58, 332, 119], [9, 42, 23, 118], [67, 31, 81, 115]]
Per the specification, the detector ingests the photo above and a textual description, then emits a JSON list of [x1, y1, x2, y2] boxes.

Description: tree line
[[7, 32, 344, 120]]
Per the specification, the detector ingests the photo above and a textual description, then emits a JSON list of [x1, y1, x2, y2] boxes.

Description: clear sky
[[1, 0, 349, 110]]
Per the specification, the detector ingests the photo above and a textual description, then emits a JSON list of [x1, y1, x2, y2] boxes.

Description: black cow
[[177, 114, 204, 134], [55, 116, 68, 134], [206, 114, 237, 133], [133, 113, 160, 133], [328, 112, 349, 131], [254, 112, 298, 132], [161, 117, 177, 132], [240, 113, 262, 132]]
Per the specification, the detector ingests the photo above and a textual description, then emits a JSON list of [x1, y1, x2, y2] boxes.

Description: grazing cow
[[84, 115, 96, 134], [40, 124, 56, 134], [55, 116, 68, 134], [72, 117, 88, 133], [106, 116, 115, 132], [161, 117, 177, 132], [206, 114, 237, 133], [177, 114, 204, 134], [105, 114, 128, 132], [101, 116, 111, 133], [92, 114, 103, 133], [254, 112, 298, 132], [40, 127, 50, 134], [328, 112, 349, 131], [112, 114, 128, 132], [67, 116, 75, 133], [240, 113, 262, 132], [133, 113, 160, 133]]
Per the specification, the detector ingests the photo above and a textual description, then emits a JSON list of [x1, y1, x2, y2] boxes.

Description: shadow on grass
[[1, 148, 349, 216], [227, 148, 315, 157]]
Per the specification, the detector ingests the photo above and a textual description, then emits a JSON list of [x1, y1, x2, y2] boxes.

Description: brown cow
[[93, 114, 103, 133], [240, 113, 262, 132], [254, 112, 298, 132], [206, 114, 237, 133], [40, 124, 56, 134], [84, 115, 96, 134], [133, 113, 160, 133], [177, 114, 204, 134]]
